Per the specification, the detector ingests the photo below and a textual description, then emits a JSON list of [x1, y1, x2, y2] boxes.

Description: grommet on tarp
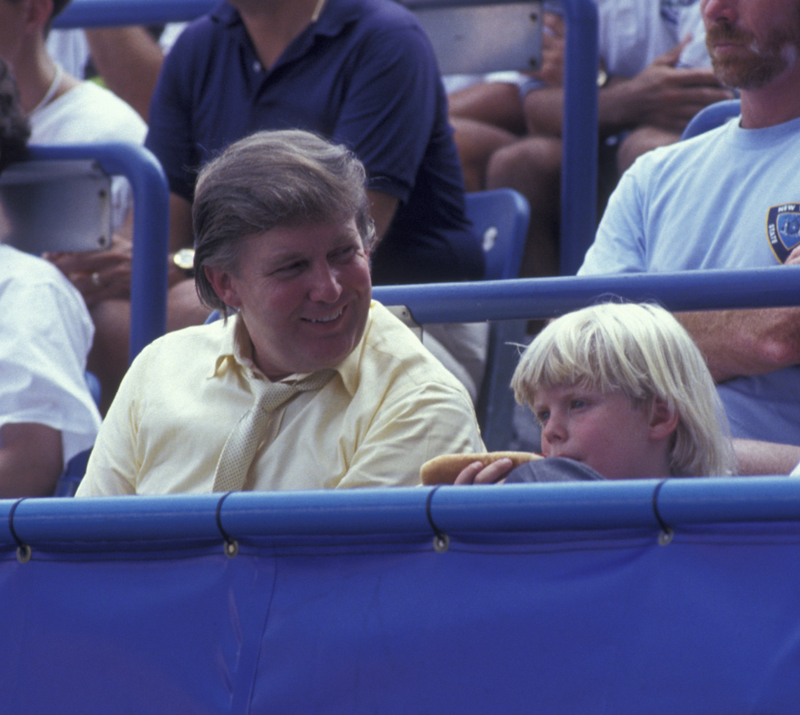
[[9, 498, 31, 563], [652, 479, 673, 546], [215, 492, 238, 558], [426, 485, 449, 553]]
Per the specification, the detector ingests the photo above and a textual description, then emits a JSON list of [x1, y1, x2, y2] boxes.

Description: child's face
[[532, 383, 671, 480]]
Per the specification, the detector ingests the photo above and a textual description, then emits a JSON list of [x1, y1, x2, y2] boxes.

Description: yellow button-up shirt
[[77, 302, 485, 495]]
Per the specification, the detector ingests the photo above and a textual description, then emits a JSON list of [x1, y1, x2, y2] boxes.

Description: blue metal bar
[[559, 0, 599, 275], [27, 143, 170, 362], [54, 0, 215, 28], [3, 477, 800, 546], [373, 266, 800, 323], [54, 0, 538, 27]]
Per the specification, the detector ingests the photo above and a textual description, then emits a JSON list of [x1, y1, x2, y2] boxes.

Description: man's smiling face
[[207, 217, 371, 379]]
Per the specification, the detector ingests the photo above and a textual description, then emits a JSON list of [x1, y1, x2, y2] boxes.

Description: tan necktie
[[212, 369, 336, 492]]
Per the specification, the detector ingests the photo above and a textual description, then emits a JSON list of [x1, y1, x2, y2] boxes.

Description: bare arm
[[84, 27, 165, 121], [524, 38, 732, 138], [0, 424, 63, 498], [676, 308, 800, 382], [678, 248, 800, 382], [733, 439, 800, 475]]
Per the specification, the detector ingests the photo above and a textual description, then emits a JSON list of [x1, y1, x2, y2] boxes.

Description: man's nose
[[308, 262, 343, 302], [702, 0, 737, 25]]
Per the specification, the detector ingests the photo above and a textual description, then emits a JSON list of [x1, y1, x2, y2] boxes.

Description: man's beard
[[706, 21, 800, 90]]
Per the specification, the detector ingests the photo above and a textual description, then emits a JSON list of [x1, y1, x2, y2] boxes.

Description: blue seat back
[[53, 371, 101, 497], [465, 189, 530, 450], [466, 188, 529, 281], [681, 99, 742, 140]]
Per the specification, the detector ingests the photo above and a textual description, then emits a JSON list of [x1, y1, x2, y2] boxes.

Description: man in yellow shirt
[[77, 130, 484, 495]]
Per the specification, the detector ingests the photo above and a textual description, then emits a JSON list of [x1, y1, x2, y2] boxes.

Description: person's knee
[[617, 126, 681, 175], [487, 137, 562, 202], [487, 137, 561, 188]]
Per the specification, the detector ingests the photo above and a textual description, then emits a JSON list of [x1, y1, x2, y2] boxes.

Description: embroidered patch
[[767, 204, 800, 263]]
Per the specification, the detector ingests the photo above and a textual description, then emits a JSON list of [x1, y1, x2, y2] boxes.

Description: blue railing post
[[559, 0, 598, 275], [27, 143, 170, 363]]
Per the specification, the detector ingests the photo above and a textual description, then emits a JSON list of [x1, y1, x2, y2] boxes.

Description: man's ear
[[204, 265, 242, 309], [648, 397, 680, 441]]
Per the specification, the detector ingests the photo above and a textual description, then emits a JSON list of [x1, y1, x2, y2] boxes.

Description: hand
[[531, 12, 565, 87], [453, 457, 513, 485], [45, 240, 133, 307], [606, 36, 735, 133], [786, 245, 800, 265]]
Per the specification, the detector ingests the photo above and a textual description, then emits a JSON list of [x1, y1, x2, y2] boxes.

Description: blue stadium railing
[[3, 478, 800, 712], [27, 143, 170, 363], [55, 0, 599, 275], [373, 265, 800, 323]]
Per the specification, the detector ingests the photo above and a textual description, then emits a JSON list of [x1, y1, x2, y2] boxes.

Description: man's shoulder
[[32, 81, 146, 145], [130, 321, 227, 376], [626, 123, 732, 181], [361, 303, 473, 397]]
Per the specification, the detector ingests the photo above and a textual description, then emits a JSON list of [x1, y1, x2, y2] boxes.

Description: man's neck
[[236, 0, 325, 70], [12, 45, 77, 115], [739, 65, 800, 129]]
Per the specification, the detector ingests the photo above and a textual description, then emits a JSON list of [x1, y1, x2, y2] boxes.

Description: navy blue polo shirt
[[145, 0, 485, 285]]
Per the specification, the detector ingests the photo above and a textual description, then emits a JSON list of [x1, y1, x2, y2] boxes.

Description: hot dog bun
[[420, 451, 542, 485]]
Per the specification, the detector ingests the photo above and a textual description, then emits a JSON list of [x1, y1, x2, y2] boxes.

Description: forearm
[[733, 439, 800, 475], [524, 80, 653, 138], [676, 308, 800, 382]]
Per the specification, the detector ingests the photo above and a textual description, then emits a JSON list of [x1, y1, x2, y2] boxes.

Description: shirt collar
[[209, 304, 375, 395]]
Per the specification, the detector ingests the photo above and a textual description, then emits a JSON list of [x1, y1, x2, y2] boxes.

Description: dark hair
[[0, 58, 30, 175], [193, 129, 376, 315]]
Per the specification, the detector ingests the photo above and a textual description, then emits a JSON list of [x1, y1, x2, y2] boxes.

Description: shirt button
[[253, 61, 262, 73]]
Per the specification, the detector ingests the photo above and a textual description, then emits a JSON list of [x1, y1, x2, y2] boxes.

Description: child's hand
[[454, 458, 513, 485]]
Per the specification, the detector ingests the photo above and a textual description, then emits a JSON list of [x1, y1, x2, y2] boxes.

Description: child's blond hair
[[511, 302, 734, 477]]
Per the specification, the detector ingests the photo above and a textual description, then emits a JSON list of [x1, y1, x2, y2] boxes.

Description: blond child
[[456, 302, 735, 484]]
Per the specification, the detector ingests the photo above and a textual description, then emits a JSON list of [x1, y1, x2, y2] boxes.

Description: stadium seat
[[681, 99, 742, 140], [53, 371, 101, 497], [465, 189, 531, 450]]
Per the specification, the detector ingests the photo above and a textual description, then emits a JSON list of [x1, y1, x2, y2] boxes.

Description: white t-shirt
[[30, 80, 147, 230], [0, 244, 101, 464]]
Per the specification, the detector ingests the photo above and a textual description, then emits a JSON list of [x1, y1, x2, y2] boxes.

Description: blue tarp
[[2, 480, 800, 712]]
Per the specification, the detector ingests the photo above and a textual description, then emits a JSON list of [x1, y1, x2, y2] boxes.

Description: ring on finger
[[91, 272, 101, 287]]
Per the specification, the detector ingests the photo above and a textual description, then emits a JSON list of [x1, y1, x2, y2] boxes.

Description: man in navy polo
[[145, 0, 488, 399], [146, 0, 484, 291]]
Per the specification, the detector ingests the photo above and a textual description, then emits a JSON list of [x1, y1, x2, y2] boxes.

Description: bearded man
[[577, 0, 800, 445]]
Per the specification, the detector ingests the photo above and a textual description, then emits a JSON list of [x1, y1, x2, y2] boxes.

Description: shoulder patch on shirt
[[767, 204, 800, 263]]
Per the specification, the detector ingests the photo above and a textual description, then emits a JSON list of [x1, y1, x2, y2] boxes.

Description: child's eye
[[535, 410, 549, 426], [570, 399, 587, 410]]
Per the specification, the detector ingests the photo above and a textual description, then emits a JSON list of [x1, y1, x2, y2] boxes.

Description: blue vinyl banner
[[1, 480, 799, 712]]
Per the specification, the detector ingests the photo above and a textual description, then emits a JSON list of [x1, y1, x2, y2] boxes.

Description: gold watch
[[172, 247, 196, 278]]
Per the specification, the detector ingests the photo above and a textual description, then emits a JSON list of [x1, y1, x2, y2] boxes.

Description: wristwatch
[[172, 247, 196, 278]]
